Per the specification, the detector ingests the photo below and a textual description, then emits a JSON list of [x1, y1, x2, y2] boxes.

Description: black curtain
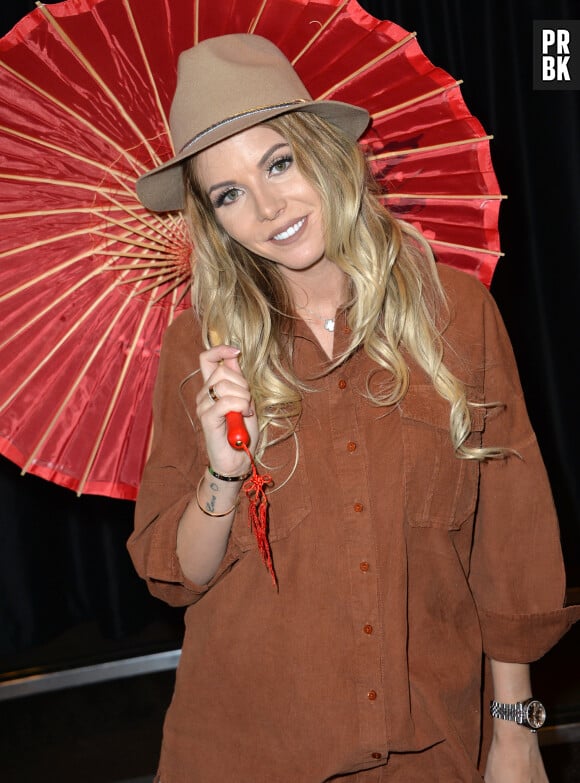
[[1, 0, 579, 666]]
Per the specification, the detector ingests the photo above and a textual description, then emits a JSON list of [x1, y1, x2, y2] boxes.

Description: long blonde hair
[[184, 111, 502, 461]]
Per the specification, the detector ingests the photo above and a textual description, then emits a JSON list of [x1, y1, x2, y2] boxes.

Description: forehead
[[195, 125, 288, 185]]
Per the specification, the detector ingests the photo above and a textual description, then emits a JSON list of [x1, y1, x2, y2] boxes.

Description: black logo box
[[533, 20, 580, 89]]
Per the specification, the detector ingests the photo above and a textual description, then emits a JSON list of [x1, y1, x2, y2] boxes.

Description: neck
[[285, 263, 347, 315]]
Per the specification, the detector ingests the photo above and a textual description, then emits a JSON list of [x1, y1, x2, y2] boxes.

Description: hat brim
[[136, 100, 369, 212]]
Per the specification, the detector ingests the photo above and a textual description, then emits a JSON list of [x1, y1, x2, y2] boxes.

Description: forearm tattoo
[[205, 481, 220, 513]]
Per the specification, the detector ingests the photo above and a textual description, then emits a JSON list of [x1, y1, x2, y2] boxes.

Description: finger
[[199, 344, 241, 384], [197, 379, 253, 417]]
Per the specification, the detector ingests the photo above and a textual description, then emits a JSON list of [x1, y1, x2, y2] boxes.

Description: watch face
[[526, 700, 547, 729]]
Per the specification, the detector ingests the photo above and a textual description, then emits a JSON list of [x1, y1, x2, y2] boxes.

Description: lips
[[271, 217, 306, 242]]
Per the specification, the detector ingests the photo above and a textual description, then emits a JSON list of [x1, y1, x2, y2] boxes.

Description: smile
[[272, 218, 305, 242]]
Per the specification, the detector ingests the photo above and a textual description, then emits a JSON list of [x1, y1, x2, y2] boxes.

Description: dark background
[[0, 0, 578, 682]]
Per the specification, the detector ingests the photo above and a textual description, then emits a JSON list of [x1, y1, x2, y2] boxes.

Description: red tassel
[[240, 443, 276, 587]]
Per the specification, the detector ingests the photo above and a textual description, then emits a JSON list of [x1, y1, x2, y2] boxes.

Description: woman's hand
[[484, 722, 549, 782], [196, 344, 258, 477]]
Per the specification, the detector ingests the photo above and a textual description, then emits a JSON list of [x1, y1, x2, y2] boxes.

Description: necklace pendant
[[324, 318, 335, 332]]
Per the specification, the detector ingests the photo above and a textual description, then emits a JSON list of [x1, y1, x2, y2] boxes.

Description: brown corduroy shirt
[[128, 265, 579, 783]]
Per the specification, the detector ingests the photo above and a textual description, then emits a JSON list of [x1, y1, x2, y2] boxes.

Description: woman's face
[[195, 125, 330, 282]]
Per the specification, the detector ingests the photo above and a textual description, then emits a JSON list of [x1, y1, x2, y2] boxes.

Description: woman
[[128, 34, 579, 782]]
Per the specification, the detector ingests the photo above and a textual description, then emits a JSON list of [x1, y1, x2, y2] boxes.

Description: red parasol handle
[[226, 411, 250, 449]]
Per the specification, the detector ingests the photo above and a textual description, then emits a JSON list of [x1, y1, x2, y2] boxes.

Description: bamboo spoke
[[76, 291, 156, 495], [193, 0, 199, 46], [379, 193, 506, 200], [0, 206, 123, 220], [0, 58, 145, 176], [428, 238, 504, 256], [37, 3, 161, 165], [0, 266, 109, 351], [248, 0, 268, 34], [152, 274, 190, 305], [1, 266, 135, 415], [317, 32, 417, 100], [370, 82, 462, 121], [0, 221, 111, 260], [0, 225, 145, 300], [291, 0, 351, 65], [0, 123, 135, 191], [368, 135, 494, 162], [21, 275, 139, 476], [123, 0, 172, 143], [92, 230, 175, 254]]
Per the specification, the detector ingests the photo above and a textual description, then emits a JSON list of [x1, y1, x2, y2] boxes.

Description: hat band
[[178, 99, 308, 154]]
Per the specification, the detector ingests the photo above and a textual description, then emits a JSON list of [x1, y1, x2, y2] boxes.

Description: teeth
[[273, 218, 305, 241]]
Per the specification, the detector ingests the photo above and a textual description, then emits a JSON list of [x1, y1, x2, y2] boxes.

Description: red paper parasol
[[0, 0, 504, 499]]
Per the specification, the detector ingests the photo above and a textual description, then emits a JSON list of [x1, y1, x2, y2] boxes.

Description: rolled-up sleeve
[[127, 310, 241, 607], [465, 278, 580, 660]]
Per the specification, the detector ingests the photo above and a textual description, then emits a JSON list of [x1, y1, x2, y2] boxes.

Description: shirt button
[[353, 502, 364, 513], [338, 379, 347, 390], [359, 561, 370, 572], [363, 624, 373, 635], [371, 752, 382, 759], [367, 690, 377, 701], [347, 441, 357, 452]]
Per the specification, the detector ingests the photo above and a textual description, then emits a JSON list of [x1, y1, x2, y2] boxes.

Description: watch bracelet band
[[489, 697, 546, 732], [490, 699, 526, 723]]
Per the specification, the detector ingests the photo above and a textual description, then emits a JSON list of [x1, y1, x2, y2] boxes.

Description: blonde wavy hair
[[184, 111, 503, 462]]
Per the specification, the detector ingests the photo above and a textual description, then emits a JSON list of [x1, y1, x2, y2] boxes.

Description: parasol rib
[[316, 32, 417, 100], [76, 288, 157, 495], [0, 221, 117, 262], [122, 0, 172, 143], [194, 0, 199, 45], [0, 59, 145, 175], [0, 206, 125, 220], [152, 276, 190, 306], [291, 0, 351, 65], [91, 189, 186, 241], [368, 135, 495, 162], [36, 2, 162, 166], [0, 173, 133, 198], [105, 261, 179, 268], [1, 267, 136, 415], [0, 266, 112, 352], [0, 224, 160, 302], [428, 238, 504, 256], [370, 82, 463, 120], [92, 229, 179, 254], [122, 269, 184, 288], [0, 124, 136, 191], [20, 276, 139, 478], [380, 193, 507, 201], [248, 0, 269, 34]]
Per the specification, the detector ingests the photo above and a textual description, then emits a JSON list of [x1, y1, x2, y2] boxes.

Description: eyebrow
[[207, 141, 291, 196]]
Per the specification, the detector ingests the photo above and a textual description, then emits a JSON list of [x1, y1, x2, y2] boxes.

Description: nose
[[253, 183, 285, 222]]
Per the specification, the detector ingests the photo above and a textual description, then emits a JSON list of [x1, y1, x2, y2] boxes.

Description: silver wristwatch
[[489, 697, 547, 732]]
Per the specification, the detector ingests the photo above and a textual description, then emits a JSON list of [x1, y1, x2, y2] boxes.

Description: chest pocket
[[400, 386, 484, 530], [230, 428, 311, 552]]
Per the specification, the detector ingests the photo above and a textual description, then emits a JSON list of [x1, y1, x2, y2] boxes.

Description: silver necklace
[[298, 306, 335, 332]]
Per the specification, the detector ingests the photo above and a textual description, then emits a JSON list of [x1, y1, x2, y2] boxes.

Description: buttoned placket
[[329, 346, 388, 763]]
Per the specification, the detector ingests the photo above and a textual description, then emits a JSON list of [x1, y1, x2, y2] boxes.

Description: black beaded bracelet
[[207, 465, 251, 483]]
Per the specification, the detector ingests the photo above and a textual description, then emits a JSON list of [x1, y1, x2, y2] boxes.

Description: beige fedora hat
[[136, 34, 369, 212]]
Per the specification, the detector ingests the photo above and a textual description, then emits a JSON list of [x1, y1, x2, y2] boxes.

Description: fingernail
[[228, 345, 241, 355]]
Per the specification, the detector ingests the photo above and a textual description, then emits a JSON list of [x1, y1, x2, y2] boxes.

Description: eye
[[268, 154, 293, 176], [213, 187, 242, 208]]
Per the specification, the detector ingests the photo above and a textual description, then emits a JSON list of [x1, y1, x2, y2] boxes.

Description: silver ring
[[208, 385, 219, 403]]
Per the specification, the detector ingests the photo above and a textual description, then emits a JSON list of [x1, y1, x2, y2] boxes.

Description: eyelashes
[[211, 152, 294, 209], [213, 187, 241, 209]]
